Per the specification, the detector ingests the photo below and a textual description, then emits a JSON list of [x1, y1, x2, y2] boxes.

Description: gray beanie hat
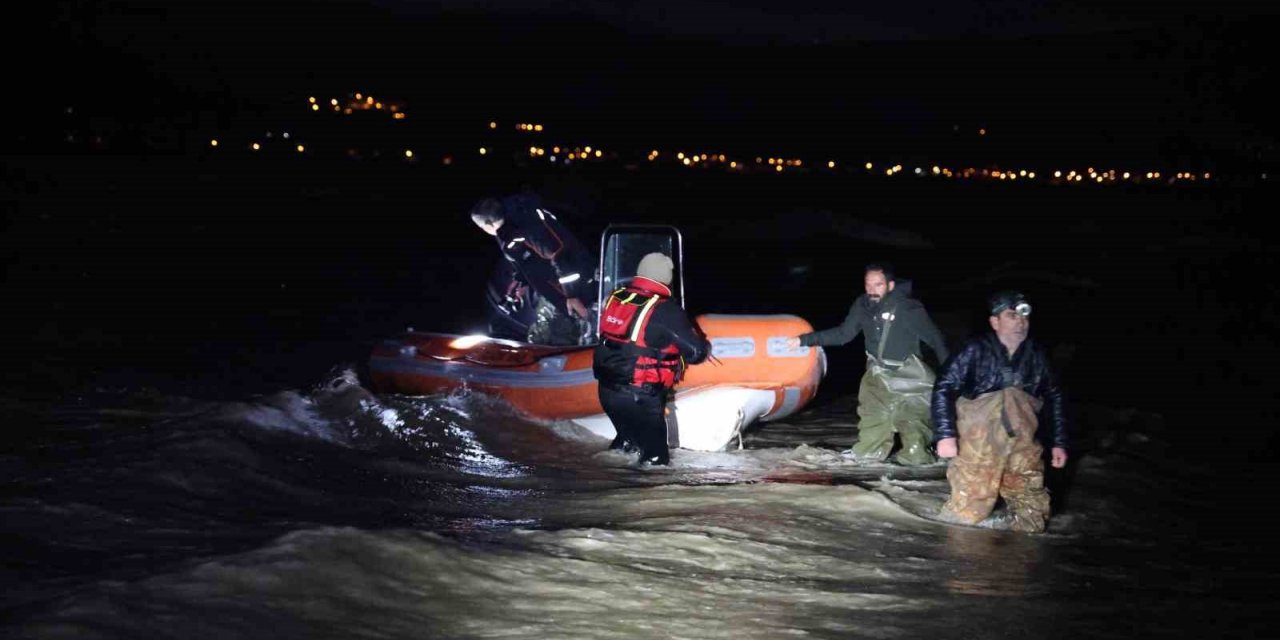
[[636, 252, 674, 285]]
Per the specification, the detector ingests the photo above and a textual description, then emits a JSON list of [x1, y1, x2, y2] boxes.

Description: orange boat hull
[[369, 314, 824, 450]]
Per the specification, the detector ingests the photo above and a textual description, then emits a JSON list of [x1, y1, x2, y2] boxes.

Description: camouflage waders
[[851, 354, 937, 466], [940, 387, 1051, 532], [527, 297, 584, 346]]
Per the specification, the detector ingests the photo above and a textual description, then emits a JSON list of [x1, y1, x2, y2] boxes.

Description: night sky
[[29, 0, 1280, 166]]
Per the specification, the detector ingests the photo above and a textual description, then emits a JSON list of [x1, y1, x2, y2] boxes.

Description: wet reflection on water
[[940, 525, 1052, 597]]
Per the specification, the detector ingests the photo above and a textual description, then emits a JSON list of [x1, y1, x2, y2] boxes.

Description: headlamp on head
[[989, 291, 1032, 317]]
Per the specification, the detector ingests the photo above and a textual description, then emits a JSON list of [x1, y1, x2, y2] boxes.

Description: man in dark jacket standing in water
[[594, 253, 710, 465], [787, 263, 949, 465], [932, 290, 1068, 533], [471, 193, 596, 346]]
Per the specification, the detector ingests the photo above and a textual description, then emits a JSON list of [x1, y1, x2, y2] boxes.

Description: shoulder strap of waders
[[875, 304, 898, 362]]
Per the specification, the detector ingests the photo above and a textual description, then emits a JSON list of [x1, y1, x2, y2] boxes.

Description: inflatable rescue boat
[[369, 225, 825, 451]]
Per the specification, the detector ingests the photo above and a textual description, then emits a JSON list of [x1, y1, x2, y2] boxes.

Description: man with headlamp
[[931, 290, 1069, 533]]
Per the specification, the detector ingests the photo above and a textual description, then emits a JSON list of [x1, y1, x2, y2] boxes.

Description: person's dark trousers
[[598, 384, 669, 465]]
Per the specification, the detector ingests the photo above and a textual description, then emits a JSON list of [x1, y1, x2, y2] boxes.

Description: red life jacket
[[595, 277, 684, 389]]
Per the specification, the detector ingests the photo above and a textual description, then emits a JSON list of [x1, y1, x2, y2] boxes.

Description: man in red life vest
[[593, 252, 710, 465]]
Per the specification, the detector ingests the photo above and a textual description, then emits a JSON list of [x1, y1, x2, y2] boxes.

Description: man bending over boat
[[593, 253, 710, 465], [470, 193, 597, 346], [786, 263, 949, 466]]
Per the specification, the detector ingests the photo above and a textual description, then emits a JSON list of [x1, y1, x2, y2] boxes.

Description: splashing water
[[1, 368, 1271, 639]]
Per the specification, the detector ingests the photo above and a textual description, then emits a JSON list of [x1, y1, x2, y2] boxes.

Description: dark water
[[3, 155, 1276, 637]]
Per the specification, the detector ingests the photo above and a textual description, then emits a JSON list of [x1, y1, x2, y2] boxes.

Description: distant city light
[[215, 99, 1260, 186]]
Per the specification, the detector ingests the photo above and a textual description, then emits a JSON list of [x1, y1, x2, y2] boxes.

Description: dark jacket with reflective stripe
[[798, 280, 949, 364], [931, 332, 1068, 449], [492, 194, 595, 312]]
